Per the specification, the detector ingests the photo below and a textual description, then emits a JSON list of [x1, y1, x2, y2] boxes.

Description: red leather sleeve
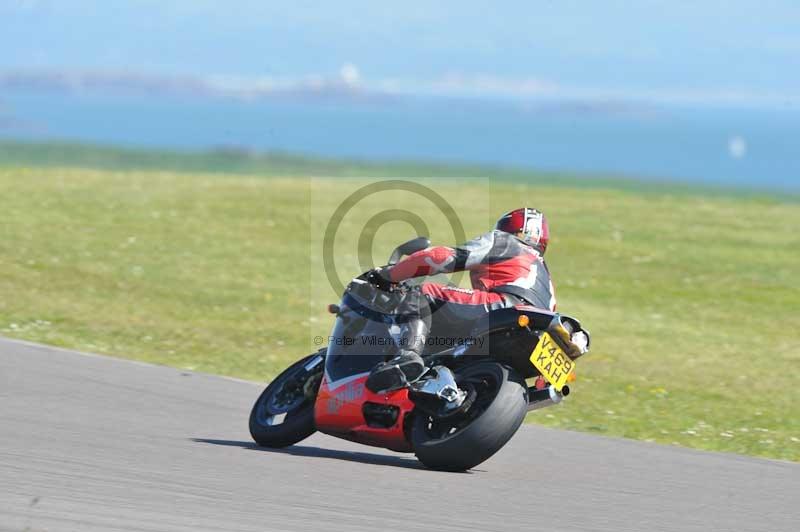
[[387, 246, 457, 282]]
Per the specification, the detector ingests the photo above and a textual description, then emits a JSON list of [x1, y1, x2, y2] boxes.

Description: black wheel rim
[[256, 364, 322, 427]]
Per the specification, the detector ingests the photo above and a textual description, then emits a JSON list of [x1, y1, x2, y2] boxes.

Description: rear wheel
[[411, 362, 527, 471], [249, 351, 324, 448]]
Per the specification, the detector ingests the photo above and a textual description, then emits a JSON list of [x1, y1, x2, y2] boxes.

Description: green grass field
[[1, 148, 798, 461]]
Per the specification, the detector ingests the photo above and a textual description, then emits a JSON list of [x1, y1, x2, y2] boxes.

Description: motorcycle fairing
[[314, 374, 414, 452], [313, 287, 415, 452]]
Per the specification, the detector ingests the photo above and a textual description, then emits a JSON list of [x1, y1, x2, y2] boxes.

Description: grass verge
[[1, 164, 798, 461]]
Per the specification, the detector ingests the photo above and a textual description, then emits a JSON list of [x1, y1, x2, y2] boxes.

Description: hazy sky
[[3, 1, 799, 104]]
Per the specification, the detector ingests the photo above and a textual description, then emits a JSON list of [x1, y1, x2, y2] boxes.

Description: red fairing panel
[[314, 374, 415, 452]]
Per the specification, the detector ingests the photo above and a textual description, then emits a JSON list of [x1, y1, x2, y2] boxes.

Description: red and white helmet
[[495, 208, 550, 254]]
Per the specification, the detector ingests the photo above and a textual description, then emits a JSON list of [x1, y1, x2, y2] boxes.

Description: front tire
[[249, 352, 324, 448], [411, 362, 528, 471]]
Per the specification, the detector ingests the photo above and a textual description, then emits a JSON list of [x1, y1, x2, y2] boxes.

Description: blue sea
[[1, 91, 798, 191]]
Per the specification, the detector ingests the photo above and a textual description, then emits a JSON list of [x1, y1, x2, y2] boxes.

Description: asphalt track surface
[[1, 337, 798, 532]]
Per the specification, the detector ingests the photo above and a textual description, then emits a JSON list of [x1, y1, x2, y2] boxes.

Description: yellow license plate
[[530, 332, 576, 391]]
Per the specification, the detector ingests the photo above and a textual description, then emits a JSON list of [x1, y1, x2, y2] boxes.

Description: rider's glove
[[366, 268, 393, 292]]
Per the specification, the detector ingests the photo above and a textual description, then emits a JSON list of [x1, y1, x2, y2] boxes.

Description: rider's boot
[[365, 318, 428, 394]]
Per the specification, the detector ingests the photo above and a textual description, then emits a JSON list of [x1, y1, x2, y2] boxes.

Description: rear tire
[[411, 362, 527, 471], [249, 352, 324, 448]]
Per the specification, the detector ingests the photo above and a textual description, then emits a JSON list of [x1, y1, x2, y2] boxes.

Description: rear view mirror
[[388, 236, 431, 265]]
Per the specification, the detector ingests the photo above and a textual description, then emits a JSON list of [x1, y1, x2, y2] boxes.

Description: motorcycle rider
[[365, 207, 556, 393]]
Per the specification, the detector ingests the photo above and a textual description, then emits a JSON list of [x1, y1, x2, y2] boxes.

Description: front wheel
[[411, 362, 528, 471], [249, 351, 324, 448]]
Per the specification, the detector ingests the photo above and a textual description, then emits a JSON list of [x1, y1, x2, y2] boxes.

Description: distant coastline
[[0, 69, 664, 117], [0, 69, 397, 105]]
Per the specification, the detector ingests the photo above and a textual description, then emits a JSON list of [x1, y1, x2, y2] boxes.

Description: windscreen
[[323, 289, 398, 383]]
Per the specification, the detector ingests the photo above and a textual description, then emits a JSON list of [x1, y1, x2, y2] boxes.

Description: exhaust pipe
[[527, 384, 569, 411]]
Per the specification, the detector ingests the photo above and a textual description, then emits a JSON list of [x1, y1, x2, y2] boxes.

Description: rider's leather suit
[[387, 229, 556, 351], [365, 230, 557, 392]]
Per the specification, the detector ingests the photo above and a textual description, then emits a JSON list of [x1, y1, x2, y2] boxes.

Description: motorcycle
[[249, 237, 591, 471]]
